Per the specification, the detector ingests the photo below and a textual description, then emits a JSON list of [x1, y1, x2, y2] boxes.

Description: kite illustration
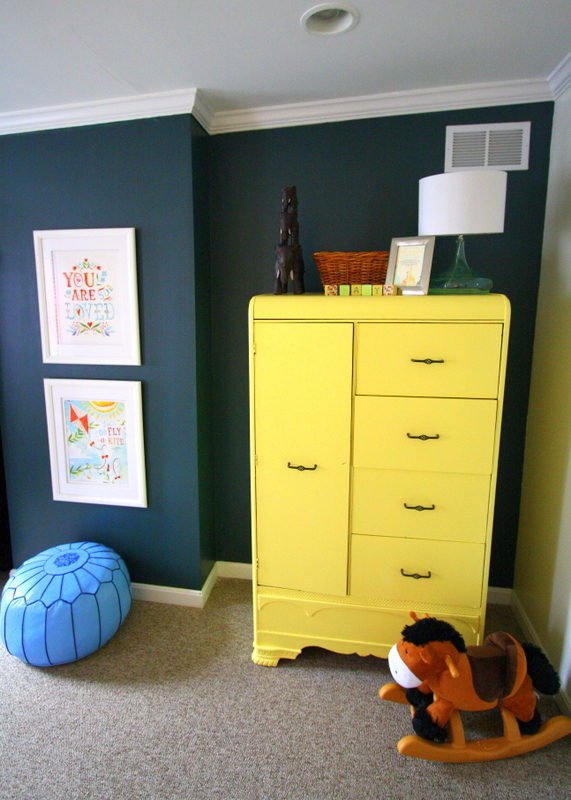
[[68, 403, 90, 435]]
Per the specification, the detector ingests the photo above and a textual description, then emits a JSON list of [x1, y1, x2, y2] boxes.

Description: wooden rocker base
[[379, 682, 571, 763]]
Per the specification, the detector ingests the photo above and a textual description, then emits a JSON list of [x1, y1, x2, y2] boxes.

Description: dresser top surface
[[250, 293, 510, 322]]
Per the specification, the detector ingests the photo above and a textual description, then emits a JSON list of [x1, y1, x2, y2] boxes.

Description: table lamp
[[418, 170, 507, 293]]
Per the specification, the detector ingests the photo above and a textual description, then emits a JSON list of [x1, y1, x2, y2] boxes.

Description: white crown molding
[[192, 90, 216, 133], [0, 76, 557, 138], [208, 78, 553, 134], [549, 51, 571, 99], [0, 88, 198, 136]]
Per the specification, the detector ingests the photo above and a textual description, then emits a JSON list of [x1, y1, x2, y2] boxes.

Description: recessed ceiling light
[[300, 3, 361, 35]]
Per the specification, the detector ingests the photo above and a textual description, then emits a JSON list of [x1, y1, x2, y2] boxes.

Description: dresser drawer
[[353, 396, 497, 474], [355, 322, 503, 398], [350, 534, 485, 608], [351, 468, 490, 543]]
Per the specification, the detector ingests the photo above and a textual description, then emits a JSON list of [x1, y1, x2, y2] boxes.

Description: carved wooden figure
[[274, 186, 305, 294], [274, 244, 305, 294], [280, 186, 299, 246]]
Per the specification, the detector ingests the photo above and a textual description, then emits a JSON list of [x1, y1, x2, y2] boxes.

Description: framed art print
[[44, 379, 147, 507], [34, 228, 141, 365], [385, 236, 435, 295]]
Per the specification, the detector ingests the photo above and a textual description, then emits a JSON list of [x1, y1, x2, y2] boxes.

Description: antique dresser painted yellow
[[249, 294, 510, 666]]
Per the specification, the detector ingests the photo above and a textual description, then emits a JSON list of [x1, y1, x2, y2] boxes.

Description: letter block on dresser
[[249, 294, 510, 666]]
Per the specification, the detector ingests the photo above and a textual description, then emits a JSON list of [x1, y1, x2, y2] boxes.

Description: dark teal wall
[[209, 102, 554, 587], [0, 102, 555, 591], [0, 428, 10, 570], [191, 118, 216, 585], [0, 114, 214, 590]]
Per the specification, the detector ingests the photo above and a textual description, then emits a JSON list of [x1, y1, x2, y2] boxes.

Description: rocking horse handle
[[445, 655, 460, 679]]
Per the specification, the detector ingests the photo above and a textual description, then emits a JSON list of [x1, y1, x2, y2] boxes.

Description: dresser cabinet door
[[253, 322, 353, 596]]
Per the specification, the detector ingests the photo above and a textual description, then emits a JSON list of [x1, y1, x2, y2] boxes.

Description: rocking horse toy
[[379, 612, 571, 762]]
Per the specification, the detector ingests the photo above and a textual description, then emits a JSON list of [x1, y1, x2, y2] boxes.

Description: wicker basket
[[313, 251, 389, 287]]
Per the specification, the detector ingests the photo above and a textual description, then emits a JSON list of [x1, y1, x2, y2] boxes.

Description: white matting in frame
[[34, 228, 141, 365], [386, 236, 435, 295], [44, 379, 147, 507]]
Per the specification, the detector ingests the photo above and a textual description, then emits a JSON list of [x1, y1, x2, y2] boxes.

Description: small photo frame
[[385, 236, 435, 295], [44, 379, 147, 507], [34, 228, 141, 365]]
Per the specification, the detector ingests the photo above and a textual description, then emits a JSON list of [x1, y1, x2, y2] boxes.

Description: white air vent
[[445, 122, 530, 172]]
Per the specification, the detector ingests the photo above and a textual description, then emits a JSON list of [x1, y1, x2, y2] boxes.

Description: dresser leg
[[251, 645, 302, 667]]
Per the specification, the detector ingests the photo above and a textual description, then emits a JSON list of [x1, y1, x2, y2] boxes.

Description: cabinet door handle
[[400, 569, 432, 580], [406, 433, 440, 441], [287, 462, 317, 471], [411, 358, 444, 364], [404, 503, 436, 511]]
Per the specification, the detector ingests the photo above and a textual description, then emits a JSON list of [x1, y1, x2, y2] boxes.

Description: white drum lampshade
[[418, 170, 507, 236]]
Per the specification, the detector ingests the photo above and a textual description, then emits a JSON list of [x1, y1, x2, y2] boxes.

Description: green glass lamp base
[[428, 286, 491, 295], [428, 235, 493, 295]]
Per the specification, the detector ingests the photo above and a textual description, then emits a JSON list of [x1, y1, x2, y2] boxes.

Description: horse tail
[[523, 642, 561, 695]]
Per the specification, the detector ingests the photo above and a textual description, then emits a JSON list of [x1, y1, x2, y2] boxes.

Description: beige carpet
[[0, 577, 569, 800]]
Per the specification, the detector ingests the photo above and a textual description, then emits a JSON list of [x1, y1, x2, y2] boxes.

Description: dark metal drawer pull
[[407, 433, 440, 441], [401, 569, 432, 580], [404, 503, 436, 511], [287, 462, 317, 471], [411, 358, 444, 364]]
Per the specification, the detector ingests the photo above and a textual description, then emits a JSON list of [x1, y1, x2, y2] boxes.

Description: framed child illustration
[[385, 236, 435, 295], [34, 228, 141, 365], [44, 379, 147, 507]]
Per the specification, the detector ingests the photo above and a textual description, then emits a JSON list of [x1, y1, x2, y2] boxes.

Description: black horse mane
[[401, 617, 467, 653]]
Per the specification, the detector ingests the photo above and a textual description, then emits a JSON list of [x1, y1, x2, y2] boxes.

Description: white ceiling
[[2, 0, 570, 133]]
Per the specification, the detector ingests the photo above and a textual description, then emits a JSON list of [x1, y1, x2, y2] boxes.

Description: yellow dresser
[[249, 294, 510, 666]]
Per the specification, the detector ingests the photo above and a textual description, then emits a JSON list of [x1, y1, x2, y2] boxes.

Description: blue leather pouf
[[0, 542, 131, 666]]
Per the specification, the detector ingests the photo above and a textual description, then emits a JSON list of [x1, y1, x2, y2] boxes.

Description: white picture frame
[[44, 379, 147, 507], [34, 228, 141, 365], [385, 236, 435, 295]]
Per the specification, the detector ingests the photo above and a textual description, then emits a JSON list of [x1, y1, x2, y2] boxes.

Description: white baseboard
[[217, 561, 252, 580], [7, 560, 251, 609], [9, 558, 510, 608], [131, 563, 505, 608], [131, 581, 206, 608], [487, 586, 512, 605], [511, 589, 571, 716], [131, 561, 251, 608]]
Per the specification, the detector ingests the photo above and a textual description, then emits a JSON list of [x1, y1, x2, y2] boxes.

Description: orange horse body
[[394, 632, 535, 728]]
